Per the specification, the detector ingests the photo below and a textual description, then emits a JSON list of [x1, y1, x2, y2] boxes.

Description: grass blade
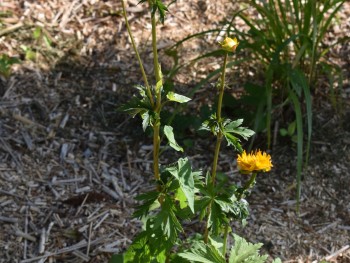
[[288, 88, 303, 213]]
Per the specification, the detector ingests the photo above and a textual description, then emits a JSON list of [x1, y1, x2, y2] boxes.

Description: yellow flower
[[219, 37, 239, 52], [237, 150, 273, 173]]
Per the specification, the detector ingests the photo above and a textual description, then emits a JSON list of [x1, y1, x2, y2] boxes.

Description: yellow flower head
[[219, 37, 239, 52], [237, 150, 273, 173]]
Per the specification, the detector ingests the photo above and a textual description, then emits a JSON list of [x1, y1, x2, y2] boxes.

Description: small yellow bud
[[219, 37, 239, 52]]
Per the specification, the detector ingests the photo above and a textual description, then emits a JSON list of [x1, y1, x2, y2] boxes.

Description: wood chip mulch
[[0, 0, 349, 262]]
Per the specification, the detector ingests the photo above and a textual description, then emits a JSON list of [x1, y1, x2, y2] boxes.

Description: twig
[[16, 230, 36, 243], [0, 22, 24, 36], [38, 228, 45, 254], [23, 206, 29, 259], [0, 215, 19, 223], [20, 237, 105, 263], [325, 245, 350, 261], [93, 212, 110, 230], [72, 250, 90, 262], [101, 185, 119, 201], [87, 222, 93, 256], [12, 114, 46, 130], [317, 221, 338, 234]]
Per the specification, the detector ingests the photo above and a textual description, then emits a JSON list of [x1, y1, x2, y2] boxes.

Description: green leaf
[[279, 128, 288, 137], [223, 132, 243, 153], [166, 91, 191, 103], [179, 252, 215, 263], [109, 254, 123, 263], [163, 125, 183, 152], [272, 258, 282, 263], [229, 234, 268, 263], [175, 188, 188, 209], [119, 85, 153, 127], [43, 34, 52, 48], [133, 191, 160, 219], [152, 0, 168, 24], [155, 79, 163, 94], [178, 241, 226, 263], [208, 202, 227, 236], [287, 121, 296, 136], [141, 111, 150, 131], [224, 119, 243, 130], [223, 119, 255, 140], [165, 158, 196, 213], [0, 54, 20, 77], [33, 27, 41, 40], [153, 195, 183, 243]]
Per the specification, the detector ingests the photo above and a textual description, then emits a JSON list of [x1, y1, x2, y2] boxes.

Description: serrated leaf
[[166, 91, 191, 103], [208, 202, 227, 236], [133, 191, 160, 218], [223, 132, 243, 152], [229, 234, 267, 263], [179, 252, 215, 263], [164, 125, 183, 152], [151, 0, 168, 24], [119, 86, 152, 120], [153, 195, 183, 243], [224, 119, 243, 130], [224, 120, 255, 141], [178, 241, 226, 263], [200, 114, 220, 135], [165, 158, 196, 213], [232, 127, 255, 140]]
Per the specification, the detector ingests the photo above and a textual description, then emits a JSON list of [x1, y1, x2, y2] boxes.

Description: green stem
[[211, 52, 228, 184], [238, 172, 257, 200], [150, 1, 162, 182], [211, 133, 223, 184], [204, 52, 229, 244], [222, 224, 229, 256], [120, 0, 154, 107], [216, 53, 228, 122], [204, 212, 210, 243]]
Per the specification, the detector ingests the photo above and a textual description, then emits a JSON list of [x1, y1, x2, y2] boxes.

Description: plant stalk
[[204, 52, 229, 244], [222, 224, 229, 256], [238, 172, 257, 200], [211, 52, 228, 184], [150, 1, 162, 182], [120, 0, 154, 107]]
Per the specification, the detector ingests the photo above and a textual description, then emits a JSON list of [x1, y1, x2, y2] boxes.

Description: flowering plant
[[111, 1, 280, 262]]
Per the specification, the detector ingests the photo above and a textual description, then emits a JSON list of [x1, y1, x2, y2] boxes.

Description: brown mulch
[[0, 0, 349, 262]]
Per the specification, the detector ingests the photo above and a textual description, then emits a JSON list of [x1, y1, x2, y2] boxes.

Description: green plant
[[227, 0, 347, 210], [110, 1, 280, 262], [280, 120, 297, 143], [0, 54, 20, 78], [20, 26, 54, 63], [179, 234, 282, 263]]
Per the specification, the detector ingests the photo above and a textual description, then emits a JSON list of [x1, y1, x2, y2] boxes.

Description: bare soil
[[0, 1, 349, 262]]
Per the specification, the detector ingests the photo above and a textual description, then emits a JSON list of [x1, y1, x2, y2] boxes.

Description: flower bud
[[219, 37, 239, 52]]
